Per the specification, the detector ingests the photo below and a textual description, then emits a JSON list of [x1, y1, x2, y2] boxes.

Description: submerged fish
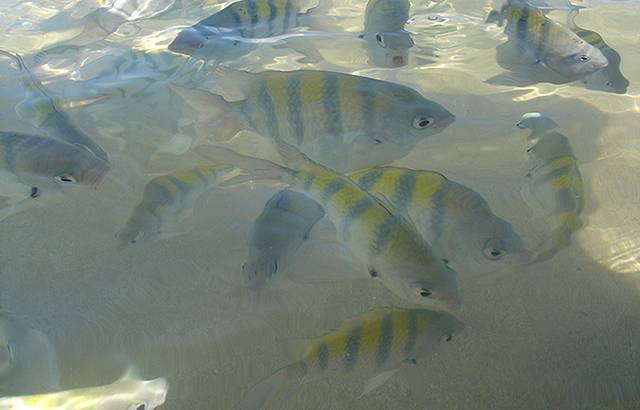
[[0, 50, 110, 163], [360, 0, 413, 67], [0, 370, 168, 410], [168, 0, 318, 57], [567, 9, 629, 94], [516, 113, 584, 262], [246, 167, 528, 288], [237, 308, 463, 409], [243, 189, 324, 290], [486, 0, 607, 82], [199, 142, 462, 310], [117, 164, 234, 248], [0, 131, 110, 189], [0, 311, 60, 395], [172, 69, 455, 172]]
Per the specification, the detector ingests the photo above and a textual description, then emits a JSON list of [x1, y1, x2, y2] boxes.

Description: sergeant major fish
[[243, 189, 324, 290], [237, 308, 463, 409], [0, 50, 110, 164], [245, 166, 528, 289], [199, 142, 462, 310], [172, 69, 455, 172], [0, 370, 168, 410], [360, 0, 413, 67], [486, 0, 608, 82], [515, 113, 584, 262], [567, 8, 629, 94], [117, 164, 234, 248]]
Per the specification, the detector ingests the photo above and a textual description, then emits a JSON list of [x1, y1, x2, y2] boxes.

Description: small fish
[[172, 68, 455, 172], [237, 308, 463, 409], [0, 370, 168, 410], [0, 311, 60, 395], [243, 189, 325, 290], [515, 113, 584, 262], [198, 142, 462, 310], [0, 50, 110, 164], [567, 9, 629, 94], [0, 131, 110, 189], [360, 0, 413, 67], [349, 167, 530, 275], [486, 0, 607, 81], [168, 0, 317, 56], [117, 164, 234, 248]]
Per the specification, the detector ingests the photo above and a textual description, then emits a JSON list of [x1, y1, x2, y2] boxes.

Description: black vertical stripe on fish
[[376, 312, 394, 368], [322, 73, 344, 136], [393, 171, 417, 213], [372, 214, 396, 254], [286, 73, 305, 145], [430, 183, 448, 242], [320, 180, 346, 205], [164, 175, 191, 199], [147, 181, 176, 206], [267, 0, 278, 35], [247, 0, 258, 37], [343, 325, 363, 371], [317, 343, 329, 371], [359, 76, 376, 138], [302, 172, 316, 191], [404, 310, 418, 355], [535, 20, 551, 62], [239, 100, 258, 131], [355, 169, 384, 192], [228, 7, 245, 36], [283, 0, 293, 32], [191, 168, 210, 186], [258, 79, 280, 139], [516, 6, 529, 46], [343, 198, 373, 234]]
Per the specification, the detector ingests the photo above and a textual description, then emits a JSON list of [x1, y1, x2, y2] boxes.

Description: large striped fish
[[487, 0, 607, 81], [0, 311, 60, 396], [516, 113, 584, 262], [237, 308, 463, 409], [360, 0, 413, 67], [117, 164, 234, 248], [168, 0, 318, 56], [198, 142, 462, 310], [172, 69, 455, 172], [0, 50, 110, 164], [0, 371, 168, 410], [245, 167, 528, 289], [567, 9, 629, 94]]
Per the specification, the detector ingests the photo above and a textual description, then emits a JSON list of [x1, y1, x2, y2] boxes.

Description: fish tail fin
[[196, 145, 292, 187], [236, 363, 304, 410]]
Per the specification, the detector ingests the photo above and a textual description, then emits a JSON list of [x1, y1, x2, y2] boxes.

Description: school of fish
[[0, 0, 630, 408]]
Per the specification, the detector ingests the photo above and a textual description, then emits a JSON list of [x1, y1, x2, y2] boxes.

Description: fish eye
[[55, 175, 77, 183], [419, 288, 432, 298], [577, 54, 590, 62], [130, 231, 145, 245], [413, 116, 434, 129], [135, 404, 146, 410], [445, 334, 453, 342], [232, 40, 239, 46], [375, 33, 385, 47], [483, 239, 507, 260]]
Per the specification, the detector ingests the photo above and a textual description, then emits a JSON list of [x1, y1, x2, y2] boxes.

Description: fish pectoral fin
[[360, 368, 401, 398]]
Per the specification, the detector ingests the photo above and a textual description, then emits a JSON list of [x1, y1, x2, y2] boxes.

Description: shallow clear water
[[0, 0, 639, 408]]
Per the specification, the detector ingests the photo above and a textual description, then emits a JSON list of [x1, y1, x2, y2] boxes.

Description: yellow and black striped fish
[[516, 113, 584, 262], [237, 308, 463, 409], [117, 165, 233, 248], [172, 68, 455, 172], [487, 0, 607, 80], [169, 0, 314, 55], [567, 9, 629, 94], [198, 142, 462, 310], [0, 50, 110, 164]]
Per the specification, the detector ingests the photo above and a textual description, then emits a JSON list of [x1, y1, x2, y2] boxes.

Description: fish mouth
[[392, 55, 405, 66]]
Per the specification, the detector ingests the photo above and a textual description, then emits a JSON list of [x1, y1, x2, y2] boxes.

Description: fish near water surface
[[243, 189, 325, 290], [487, 0, 608, 82], [361, 0, 413, 67], [172, 68, 455, 172], [516, 113, 584, 262], [0, 311, 60, 396], [245, 167, 529, 289], [0, 371, 168, 410], [117, 164, 234, 248], [0, 50, 110, 164], [237, 308, 463, 409], [198, 142, 462, 310]]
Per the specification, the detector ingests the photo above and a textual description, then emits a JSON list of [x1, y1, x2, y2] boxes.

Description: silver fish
[[360, 0, 413, 67]]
